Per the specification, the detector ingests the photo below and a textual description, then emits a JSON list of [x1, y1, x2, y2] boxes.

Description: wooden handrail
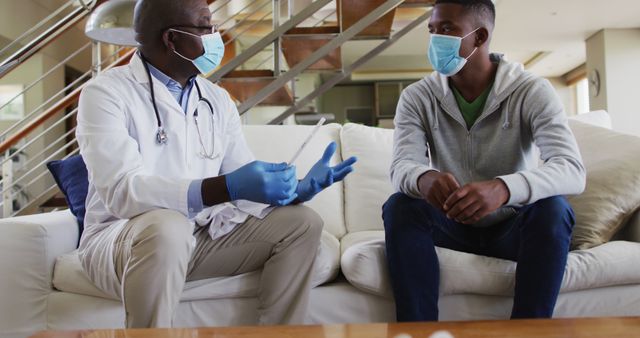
[[0, 48, 135, 154]]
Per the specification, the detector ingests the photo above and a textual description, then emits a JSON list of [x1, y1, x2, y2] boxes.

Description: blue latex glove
[[297, 142, 357, 202], [225, 161, 298, 206]]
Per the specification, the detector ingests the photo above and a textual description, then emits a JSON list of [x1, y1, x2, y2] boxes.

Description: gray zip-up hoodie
[[391, 54, 586, 226]]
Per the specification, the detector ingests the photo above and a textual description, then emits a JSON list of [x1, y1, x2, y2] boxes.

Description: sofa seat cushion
[[340, 231, 640, 298], [53, 230, 340, 301]]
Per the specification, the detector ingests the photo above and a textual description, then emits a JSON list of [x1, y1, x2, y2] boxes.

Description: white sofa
[[1, 111, 639, 338]]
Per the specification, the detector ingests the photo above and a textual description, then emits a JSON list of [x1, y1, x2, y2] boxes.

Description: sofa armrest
[[0, 210, 78, 335]]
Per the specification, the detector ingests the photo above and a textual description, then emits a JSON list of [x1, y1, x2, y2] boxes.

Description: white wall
[[586, 29, 640, 136], [602, 29, 640, 136], [548, 77, 577, 117]]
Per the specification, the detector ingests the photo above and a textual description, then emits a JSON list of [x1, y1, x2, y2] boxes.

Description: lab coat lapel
[[185, 78, 199, 118], [129, 52, 186, 117]]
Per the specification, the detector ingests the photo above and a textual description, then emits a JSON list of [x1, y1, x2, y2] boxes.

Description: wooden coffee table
[[30, 317, 640, 338]]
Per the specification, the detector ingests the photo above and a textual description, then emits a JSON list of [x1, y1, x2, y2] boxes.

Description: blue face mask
[[170, 29, 225, 75], [428, 28, 479, 77]]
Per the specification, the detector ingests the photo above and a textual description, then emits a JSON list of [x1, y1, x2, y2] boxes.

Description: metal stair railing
[[0, 46, 130, 155], [0, 42, 98, 145], [0, 0, 282, 217], [236, 0, 407, 114], [0, 0, 100, 79], [0, 0, 432, 217], [0, 0, 76, 57], [269, 6, 433, 124], [209, 0, 335, 82], [236, 0, 434, 120], [0, 49, 133, 217], [219, 0, 272, 43]]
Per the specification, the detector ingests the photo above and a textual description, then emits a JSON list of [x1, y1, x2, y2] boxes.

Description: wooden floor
[[30, 317, 640, 338]]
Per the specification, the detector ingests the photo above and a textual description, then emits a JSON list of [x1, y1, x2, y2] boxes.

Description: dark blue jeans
[[382, 193, 575, 321]]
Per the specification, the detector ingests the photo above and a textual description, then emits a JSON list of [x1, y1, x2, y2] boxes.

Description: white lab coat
[[75, 53, 265, 297]]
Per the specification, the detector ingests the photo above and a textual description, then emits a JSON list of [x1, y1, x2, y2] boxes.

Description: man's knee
[[383, 192, 438, 228], [384, 193, 414, 221], [277, 205, 324, 241], [131, 209, 194, 257], [523, 196, 575, 239]]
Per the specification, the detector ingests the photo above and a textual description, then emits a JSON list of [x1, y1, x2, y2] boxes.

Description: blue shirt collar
[[146, 62, 196, 91], [142, 55, 197, 112], [146, 62, 175, 88]]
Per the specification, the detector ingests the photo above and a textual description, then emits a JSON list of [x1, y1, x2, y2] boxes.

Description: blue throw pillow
[[46, 154, 89, 240]]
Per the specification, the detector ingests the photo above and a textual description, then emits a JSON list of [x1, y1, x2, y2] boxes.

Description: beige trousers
[[111, 205, 323, 328]]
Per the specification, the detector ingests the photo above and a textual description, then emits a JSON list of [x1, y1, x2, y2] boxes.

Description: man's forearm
[[417, 170, 441, 196]]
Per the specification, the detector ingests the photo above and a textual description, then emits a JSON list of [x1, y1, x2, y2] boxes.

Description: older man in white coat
[[76, 0, 356, 328]]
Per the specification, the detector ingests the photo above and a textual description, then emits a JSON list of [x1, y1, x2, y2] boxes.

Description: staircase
[[0, 0, 434, 217]]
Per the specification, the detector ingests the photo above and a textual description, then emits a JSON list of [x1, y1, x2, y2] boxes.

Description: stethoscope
[[140, 54, 219, 160]]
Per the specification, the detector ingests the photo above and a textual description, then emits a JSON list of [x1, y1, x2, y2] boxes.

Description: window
[[0, 85, 24, 120], [575, 78, 590, 115]]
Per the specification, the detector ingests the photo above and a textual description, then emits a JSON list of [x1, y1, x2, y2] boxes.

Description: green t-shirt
[[452, 84, 493, 129]]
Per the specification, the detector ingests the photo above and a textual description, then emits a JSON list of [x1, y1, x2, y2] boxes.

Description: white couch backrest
[[243, 124, 347, 238], [242, 110, 638, 244], [568, 110, 612, 129], [340, 123, 394, 233], [338, 110, 635, 237]]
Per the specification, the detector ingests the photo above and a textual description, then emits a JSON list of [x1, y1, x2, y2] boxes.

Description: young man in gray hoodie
[[383, 0, 586, 321]]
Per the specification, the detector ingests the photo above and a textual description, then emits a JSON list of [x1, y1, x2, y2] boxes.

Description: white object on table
[[430, 330, 455, 338]]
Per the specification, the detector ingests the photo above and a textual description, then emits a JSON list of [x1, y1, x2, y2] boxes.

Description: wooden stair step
[[339, 0, 397, 39], [285, 26, 341, 36], [218, 29, 237, 69], [219, 70, 294, 106], [223, 70, 275, 78], [282, 26, 342, 71], [399, 0, 436, 7]]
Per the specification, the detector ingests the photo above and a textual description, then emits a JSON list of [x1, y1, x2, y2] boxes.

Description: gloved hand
[[225, 161, 298, 206], [296, 142, 357, 202]]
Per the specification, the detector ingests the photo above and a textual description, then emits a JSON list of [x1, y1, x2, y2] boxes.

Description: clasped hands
[[418, 171, 510, 224]]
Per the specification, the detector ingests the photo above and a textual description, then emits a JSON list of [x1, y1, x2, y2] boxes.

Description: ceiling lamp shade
[[85, 0, 138, 46]]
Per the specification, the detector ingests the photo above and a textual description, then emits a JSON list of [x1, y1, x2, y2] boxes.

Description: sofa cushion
[[243, 124, 347, 238], [46, 155, 89, 239], [340, 123, 394, 233], [340, 231, 640, 298], [53, 230, 340, 301], [568, 120, 640, 249]]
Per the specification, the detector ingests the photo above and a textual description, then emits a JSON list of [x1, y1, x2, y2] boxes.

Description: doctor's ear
[[161, 30, 177, 52]]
